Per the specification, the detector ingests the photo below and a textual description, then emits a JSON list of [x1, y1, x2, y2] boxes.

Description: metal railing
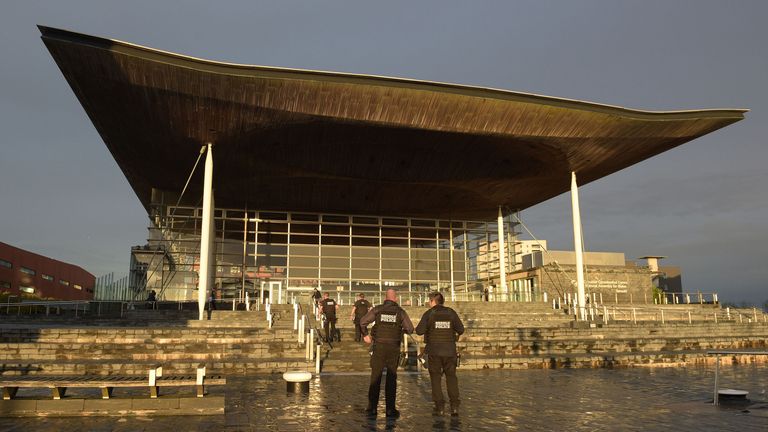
[[573, 304, 768, 325], [1, 299, 128, 318]]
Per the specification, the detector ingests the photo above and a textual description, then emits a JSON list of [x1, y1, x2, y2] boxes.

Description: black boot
[[432, 402, 445, 416], [385, 408, 400, 418], [365, 406, 377, 417], [450, 406, 459, 417]]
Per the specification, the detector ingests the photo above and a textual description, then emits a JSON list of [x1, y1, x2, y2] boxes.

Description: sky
[[1, 1, 766, 305]]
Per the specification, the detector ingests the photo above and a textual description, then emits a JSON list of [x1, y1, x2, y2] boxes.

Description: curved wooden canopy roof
[[39, 26, 746, 220]]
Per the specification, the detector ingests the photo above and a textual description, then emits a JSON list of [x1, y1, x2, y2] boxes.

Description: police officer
[[312, 287, 322, 307], [350, 293, 372, 342], [317, 292, 339, 342], [415, 291, 464, 416], [359, 288, 414, 418]]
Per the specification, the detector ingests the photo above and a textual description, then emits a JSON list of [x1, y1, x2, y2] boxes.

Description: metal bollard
[[306, 329, 312, 360], [713, 355, 721, 405], [294, 303, 298, 330], [632, 308, 636, 324], [661, 309, 665, 324], [688, 311, 692, 324], [315, 344, 321, 374], [310, 329, 315, 360]]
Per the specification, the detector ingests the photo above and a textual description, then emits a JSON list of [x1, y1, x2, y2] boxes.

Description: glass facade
[[133, 197, 522, 303]]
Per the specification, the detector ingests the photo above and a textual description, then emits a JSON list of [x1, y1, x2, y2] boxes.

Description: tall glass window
[[137, 196, 522, 303]]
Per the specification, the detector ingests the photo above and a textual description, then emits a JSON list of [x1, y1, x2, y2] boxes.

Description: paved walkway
[[1, 366, 766, 431]]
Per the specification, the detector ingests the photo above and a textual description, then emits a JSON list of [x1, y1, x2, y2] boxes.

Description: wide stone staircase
[[1, 301, 766, 376], [0, 305, 312, 376], [317, 301, 768, 372]]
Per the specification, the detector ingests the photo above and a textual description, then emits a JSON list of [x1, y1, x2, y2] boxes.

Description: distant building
[[511, 250, 651, 303], [517, 240, 547, 259], [0, 241, 94, 300], [639, 256, 682, 294]]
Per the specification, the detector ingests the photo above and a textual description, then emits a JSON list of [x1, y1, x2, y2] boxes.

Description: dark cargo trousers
[[428, 355, 459, 408], [323, 316, 337, 341], [368, 343, 400, 411], [354, 317, 363, 342]]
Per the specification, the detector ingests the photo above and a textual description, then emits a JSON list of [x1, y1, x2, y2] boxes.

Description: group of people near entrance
[[314, 288, 464, 418]]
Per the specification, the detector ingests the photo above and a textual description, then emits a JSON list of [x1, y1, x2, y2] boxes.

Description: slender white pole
[[449, 227, 455, 302], [497, 207, 508, 298], [294, 303, 298, 330], [198, 143, 214, 320], [570, 172, 587, 321]]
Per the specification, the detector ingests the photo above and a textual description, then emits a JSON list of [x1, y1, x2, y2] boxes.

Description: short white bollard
[[315, 344, 321, 374], [283, 371, 312, 393]]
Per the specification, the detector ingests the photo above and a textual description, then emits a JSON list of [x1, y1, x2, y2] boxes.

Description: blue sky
[[1, 1, 766, 305]]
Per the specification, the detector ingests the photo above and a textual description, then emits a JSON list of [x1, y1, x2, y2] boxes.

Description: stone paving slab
[[0, 366, 765, 430], [0, 396, 224, 417]]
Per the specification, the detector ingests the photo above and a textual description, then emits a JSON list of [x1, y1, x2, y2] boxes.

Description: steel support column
[[198, 143, 214, 320], [497, 207, 508, 300], [570, 172, 587, 320]]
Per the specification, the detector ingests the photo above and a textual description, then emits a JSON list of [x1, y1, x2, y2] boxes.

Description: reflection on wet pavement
[[1, 365, 766, 431]]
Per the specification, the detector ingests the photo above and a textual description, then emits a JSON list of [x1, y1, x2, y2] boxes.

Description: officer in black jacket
[[359, 289, 414, 418], [350, 293, 372, 342], [317, 292, 339, 342], [415, 291, 464, 416]]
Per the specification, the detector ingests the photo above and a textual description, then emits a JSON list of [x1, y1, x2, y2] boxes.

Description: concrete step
[[0, 357, 314, 376]]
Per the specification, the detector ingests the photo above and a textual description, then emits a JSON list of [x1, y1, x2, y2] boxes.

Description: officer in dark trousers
[[359, 288, 414, 418], [318, 292, 339, 342], [416, 291, 464, 416], [350, 293, 372, 342]]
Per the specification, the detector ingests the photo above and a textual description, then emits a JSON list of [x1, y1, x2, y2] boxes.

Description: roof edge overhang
[[38, 25, 748, 122]]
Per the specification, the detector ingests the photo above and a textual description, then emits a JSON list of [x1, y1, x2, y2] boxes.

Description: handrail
[[586, 303, 768, 325], [706, 350, 768, 405]]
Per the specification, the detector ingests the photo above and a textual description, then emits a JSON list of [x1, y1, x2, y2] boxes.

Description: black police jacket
[[416, 305, 465, 356]]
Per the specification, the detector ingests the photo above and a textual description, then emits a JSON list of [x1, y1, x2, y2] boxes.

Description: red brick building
[[0, 242, 94, 300]]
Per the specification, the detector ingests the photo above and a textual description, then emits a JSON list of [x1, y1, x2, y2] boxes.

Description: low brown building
[[0, 242, 94, 300], [510, 251, 654, 304]]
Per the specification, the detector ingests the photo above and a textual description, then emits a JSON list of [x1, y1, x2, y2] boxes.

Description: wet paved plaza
[[1, 365, 766, 431]]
